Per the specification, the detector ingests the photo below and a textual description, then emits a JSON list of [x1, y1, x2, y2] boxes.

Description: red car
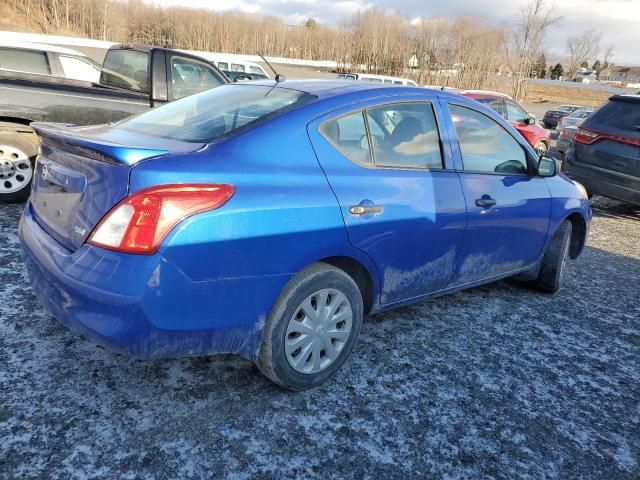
[[460, 90, 551, 155]]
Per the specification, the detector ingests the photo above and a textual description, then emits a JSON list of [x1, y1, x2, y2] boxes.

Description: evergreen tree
[[550, 63, 564, 80]]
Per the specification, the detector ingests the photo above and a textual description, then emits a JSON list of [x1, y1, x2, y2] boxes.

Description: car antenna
[[257, 52, 286, 82]]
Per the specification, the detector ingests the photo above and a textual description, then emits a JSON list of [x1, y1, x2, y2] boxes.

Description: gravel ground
[[1, 197, 639, 479]]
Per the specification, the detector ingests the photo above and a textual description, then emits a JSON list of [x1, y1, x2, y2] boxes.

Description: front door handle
[[475, 197, 497, 208], [349, 205, 383, 215]]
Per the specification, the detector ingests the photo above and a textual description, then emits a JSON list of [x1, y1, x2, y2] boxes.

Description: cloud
[[152, 0, 638, 65]]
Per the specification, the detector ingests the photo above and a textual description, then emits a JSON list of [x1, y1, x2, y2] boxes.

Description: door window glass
[[0, 48, 50, 75], [59, 55, 101, 82], [505, 100, 529, 122], [218, 62, 229, 70], [100, 49, 149, 93], [450, 104, 528, 175], [170, 56, 225, 99], [366, 102, 442, 169], [231, 63, 245, 72], [319, 111, 372, 166]]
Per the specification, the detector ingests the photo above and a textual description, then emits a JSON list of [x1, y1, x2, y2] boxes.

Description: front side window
[[505, 100, 529, 123], [218, 61, 229, 70], [0, 48, 50, 75], [169, 56, 225, 99], [249, 65, 263, 75], [366, 102, 442, 169], [449, 104, 528, 175], [319, 111, 371, 166], [231, 63, 245, 72], [116, 84, 316, 143]]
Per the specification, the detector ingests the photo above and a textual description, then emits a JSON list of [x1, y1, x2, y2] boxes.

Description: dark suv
[[563, 95, 640, 206]]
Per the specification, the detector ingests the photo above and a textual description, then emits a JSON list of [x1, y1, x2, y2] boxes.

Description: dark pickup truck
[[0, 44, 228, 201]]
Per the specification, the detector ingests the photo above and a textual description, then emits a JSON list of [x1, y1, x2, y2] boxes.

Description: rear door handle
[[475, 197, 497, 208], [349, 205, 383, 215]]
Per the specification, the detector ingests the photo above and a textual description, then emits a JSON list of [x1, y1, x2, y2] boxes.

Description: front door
[[445, 102, 551, 286], [308, 99, 467, 305]]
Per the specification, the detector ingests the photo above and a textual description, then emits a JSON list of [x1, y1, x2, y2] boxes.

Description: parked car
[[0, 40, 101, 83], [336, 73, 418, 86], [543, 104, 585, 129], [0, 43, 228, 202], [563, 94, 640, 205], [222, 70, 269, 82], [555, 108, 593, 131], [460, 90, 551, 155], [556, 125, 580, 157], [19, 81, 591, 390]]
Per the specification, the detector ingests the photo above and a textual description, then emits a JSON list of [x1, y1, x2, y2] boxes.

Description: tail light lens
[[573, 128, 600, 145], [88, 184, 235, 254]]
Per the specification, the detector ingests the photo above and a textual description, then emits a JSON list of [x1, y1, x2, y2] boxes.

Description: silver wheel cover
[[0, 144, 33, 194], [285, 288, 353, 374]]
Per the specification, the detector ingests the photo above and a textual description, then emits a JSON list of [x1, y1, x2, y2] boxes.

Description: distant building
[[601, 66, 640, 87]]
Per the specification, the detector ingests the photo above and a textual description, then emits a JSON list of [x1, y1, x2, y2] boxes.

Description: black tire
[[256, 263, 364, 391], [535, 221, 572, 293], [0, 131, 38, 203]]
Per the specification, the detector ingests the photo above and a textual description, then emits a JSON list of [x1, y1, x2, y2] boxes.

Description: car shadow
[[591, 196, 640, 221]]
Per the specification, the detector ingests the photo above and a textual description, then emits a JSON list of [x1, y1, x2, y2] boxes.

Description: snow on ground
[[1, 197, 639, 479]]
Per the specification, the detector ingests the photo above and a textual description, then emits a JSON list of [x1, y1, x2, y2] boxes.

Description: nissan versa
[[19, 81, 592, 390]]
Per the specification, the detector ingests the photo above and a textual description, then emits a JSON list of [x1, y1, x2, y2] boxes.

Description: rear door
[[444, 102, 551, 285], [308, 99, 467, 305], [574, 97, 640, 180]]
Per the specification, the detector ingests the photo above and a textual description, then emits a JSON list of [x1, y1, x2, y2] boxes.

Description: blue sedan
[[19, 81, 592, 390]]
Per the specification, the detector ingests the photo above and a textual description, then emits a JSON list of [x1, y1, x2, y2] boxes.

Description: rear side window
[[450, 104, 528, 175], [320, 111, 372, 166], [59, 55, 100, 82], [116, 84, 316, 142], [100, 49, 149, 93], [0, 48, 50, 75], [586, 99, 640, 134]]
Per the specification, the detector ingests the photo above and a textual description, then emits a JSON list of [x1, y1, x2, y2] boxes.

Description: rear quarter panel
[[128, 108, 382, 353]]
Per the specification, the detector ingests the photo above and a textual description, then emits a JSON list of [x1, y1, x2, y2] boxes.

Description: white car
[[336, 73, 418, 87], [0, 40, 101, 83]]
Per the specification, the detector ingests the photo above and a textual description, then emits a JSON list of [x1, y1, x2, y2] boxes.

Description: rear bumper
[[19, 203, 290, 359], [563, 150, 640, 206]]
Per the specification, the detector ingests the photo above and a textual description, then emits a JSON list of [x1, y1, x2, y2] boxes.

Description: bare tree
[[566, 29, 601, 81], [508, 0, 560, 100]]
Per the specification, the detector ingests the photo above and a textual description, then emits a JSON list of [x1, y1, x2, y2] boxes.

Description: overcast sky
[[154, 0, 639, 65]]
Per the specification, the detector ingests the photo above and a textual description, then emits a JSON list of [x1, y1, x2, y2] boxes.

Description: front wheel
[[257, 263, 364, 390], [534, 141, 548, 156], [535, 221, 572, 293], [0, 131, 37, 203]]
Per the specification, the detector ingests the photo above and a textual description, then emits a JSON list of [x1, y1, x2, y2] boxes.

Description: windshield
[[114, 85, 317, 143]]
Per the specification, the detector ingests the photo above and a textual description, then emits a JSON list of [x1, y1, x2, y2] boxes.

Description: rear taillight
[[573, 128, 600, 145], [88, 184, 235, 254]]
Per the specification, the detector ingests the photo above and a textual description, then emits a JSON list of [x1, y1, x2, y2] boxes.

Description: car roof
[[245, 79, 434, 100], [0, 40, 89, 57]]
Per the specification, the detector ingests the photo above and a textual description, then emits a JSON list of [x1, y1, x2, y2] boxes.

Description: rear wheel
[[0, 131, 37, 203], [257, 263, 364, 390], [535, 221, 572, 293]]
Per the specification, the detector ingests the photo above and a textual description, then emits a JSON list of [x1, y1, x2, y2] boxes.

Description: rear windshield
[[115, 84, 317, 142], [100, 49, 149, 93], [586, 99, 640, 134]]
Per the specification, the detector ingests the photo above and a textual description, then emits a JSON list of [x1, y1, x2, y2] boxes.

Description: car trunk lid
[[30, 122, 203, 251]]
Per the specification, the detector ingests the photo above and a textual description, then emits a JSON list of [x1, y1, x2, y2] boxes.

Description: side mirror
[[524, 117, 536, 125], [538, 155, 557, 177]]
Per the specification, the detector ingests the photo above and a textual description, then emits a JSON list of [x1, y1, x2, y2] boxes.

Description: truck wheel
[[535, 221, 572, 294], [256, 263, 364, 391], [0, 131, 37, 203]]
